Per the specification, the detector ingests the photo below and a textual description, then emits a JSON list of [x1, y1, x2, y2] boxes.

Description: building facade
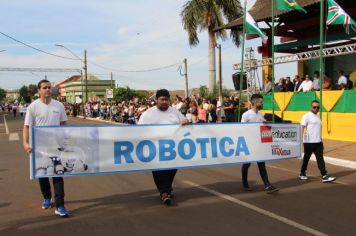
[[54, 74, 115, 103]]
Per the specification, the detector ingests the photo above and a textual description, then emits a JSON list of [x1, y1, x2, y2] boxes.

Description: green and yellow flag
[[276, 0, 307, 13]]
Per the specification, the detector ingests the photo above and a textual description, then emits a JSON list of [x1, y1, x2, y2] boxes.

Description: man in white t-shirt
[[298, 74, 313, 92], [138, 89, 188, 206], [23, 79, 70, 217], [299, 100, 336, 182], [240, 94, 279, 194], [337, 70, 347, 88], [312, 71, 320, 91]]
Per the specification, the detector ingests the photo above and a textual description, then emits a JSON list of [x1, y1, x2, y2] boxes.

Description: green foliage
[[181, 0, 243, 92], [0, 88, 6, 101], [19, 86, 31, 103], [28, 84, 38, 97], [199, 83, 231, 100], [199, 85, 209, 98], [113, 86, 145, 101], [181, 0, 243, 47]]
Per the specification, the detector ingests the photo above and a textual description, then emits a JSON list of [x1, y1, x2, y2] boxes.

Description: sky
[[0, 0, 296, 91]]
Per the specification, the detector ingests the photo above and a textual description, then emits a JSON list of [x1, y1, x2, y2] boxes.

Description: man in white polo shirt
[[240, 93, 279, 194], [298, 74, 313, 92], [299, 100, 336, 182]]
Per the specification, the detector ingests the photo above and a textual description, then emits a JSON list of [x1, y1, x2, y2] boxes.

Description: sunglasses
[[312, 106, 320, 109]]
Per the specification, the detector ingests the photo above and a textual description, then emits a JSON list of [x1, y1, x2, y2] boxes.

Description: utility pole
[[84, 50, 88, 103], [80, 70, 85, 118], [217, 44, 223, 122], [183, 58, 188, 98], [111, 72, 114, 89]]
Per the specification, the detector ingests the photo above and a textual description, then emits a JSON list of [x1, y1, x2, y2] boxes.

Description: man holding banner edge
[[241, 94, 280, 194], [138, 89, 189, 206], [23, 79, 70, 217]]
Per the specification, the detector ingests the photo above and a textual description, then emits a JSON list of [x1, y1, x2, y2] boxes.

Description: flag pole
[[320, 0, 324, 121], [238, 0, 247, 122], [271, 0, 276, 123]]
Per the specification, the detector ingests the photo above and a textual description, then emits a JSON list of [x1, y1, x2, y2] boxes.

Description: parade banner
[[31, 123, 301, 178]]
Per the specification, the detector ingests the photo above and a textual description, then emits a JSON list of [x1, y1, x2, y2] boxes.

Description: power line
[[0, 67, 80, 73], [0, 31, 80, 61], [0, 31, 183, 73], [88, 60, 182, 73]]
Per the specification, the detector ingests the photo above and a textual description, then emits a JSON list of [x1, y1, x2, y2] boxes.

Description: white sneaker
[[321, 175, 336, 183], [299, 175, 308, 180]]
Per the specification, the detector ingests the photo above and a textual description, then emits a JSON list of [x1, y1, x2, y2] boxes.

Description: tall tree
[[181, 0, 243, 92], [19, 86, 31, 103], [113, 86, 145, 101], [0, 88, 6, 101], [28, 84, 38, 97]]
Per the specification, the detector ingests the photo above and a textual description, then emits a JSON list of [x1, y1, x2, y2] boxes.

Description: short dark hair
[[251, 93, 263, 103], [37, 79, 51, 89], [314, 70, 319, 76], [311, 100, 319, 104], [156, 89, 170, 99]]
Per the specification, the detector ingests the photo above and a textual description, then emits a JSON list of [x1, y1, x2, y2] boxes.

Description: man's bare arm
[[23, 125, 32, 153]]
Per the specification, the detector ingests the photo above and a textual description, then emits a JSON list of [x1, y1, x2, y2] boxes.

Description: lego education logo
[[260, 125, 298, 143], [260, 125, 272, 143]]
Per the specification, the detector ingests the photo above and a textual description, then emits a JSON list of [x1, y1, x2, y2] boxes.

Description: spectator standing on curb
[[223, 95, 235, 122]]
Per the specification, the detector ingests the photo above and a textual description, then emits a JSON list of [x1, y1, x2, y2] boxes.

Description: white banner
[[31, 123, 301, 178]]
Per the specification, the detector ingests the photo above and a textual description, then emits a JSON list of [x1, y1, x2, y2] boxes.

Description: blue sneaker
[[41, 199, 52, 209], [55, 206, 70, 217]]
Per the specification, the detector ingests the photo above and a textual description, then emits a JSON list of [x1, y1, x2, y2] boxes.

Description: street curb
[[307, 154, 356, 170], [319, 156, 356, 170], [76, 116, 118, 124]]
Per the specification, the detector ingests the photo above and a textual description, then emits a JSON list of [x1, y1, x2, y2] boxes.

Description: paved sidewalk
[[323, 139, 356, 162]]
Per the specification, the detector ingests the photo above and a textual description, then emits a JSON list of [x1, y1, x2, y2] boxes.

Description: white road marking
[[184, 180, 328, 236], [9, 132, 19, 141], [3, 115, 9, 134]]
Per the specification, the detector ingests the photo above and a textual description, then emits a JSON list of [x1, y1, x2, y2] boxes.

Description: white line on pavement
[[9, 132, 19, 141], [3, 115, 9, 134], [184, 180, 328, 236]]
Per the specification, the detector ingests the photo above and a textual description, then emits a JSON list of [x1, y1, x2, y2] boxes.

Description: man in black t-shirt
[[223, 95, 235, 122]]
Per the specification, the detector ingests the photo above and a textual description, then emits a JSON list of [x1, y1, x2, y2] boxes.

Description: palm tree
[[181, 0, 243, 92]]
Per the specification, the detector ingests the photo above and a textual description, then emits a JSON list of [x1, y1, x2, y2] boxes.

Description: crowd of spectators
[[63, 94, 244, 124], [264, 69, 354, 93], [0, 102, 27, 117]]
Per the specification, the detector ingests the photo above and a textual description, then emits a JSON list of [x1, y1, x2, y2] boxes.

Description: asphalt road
[[1, 113, 356, 236]]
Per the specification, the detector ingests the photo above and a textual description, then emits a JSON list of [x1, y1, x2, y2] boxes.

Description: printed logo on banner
[[271, 145, 291, 156], [260, 125, 299, 143], [271, 126, 298, 142], [260, 125, 272, 143]]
